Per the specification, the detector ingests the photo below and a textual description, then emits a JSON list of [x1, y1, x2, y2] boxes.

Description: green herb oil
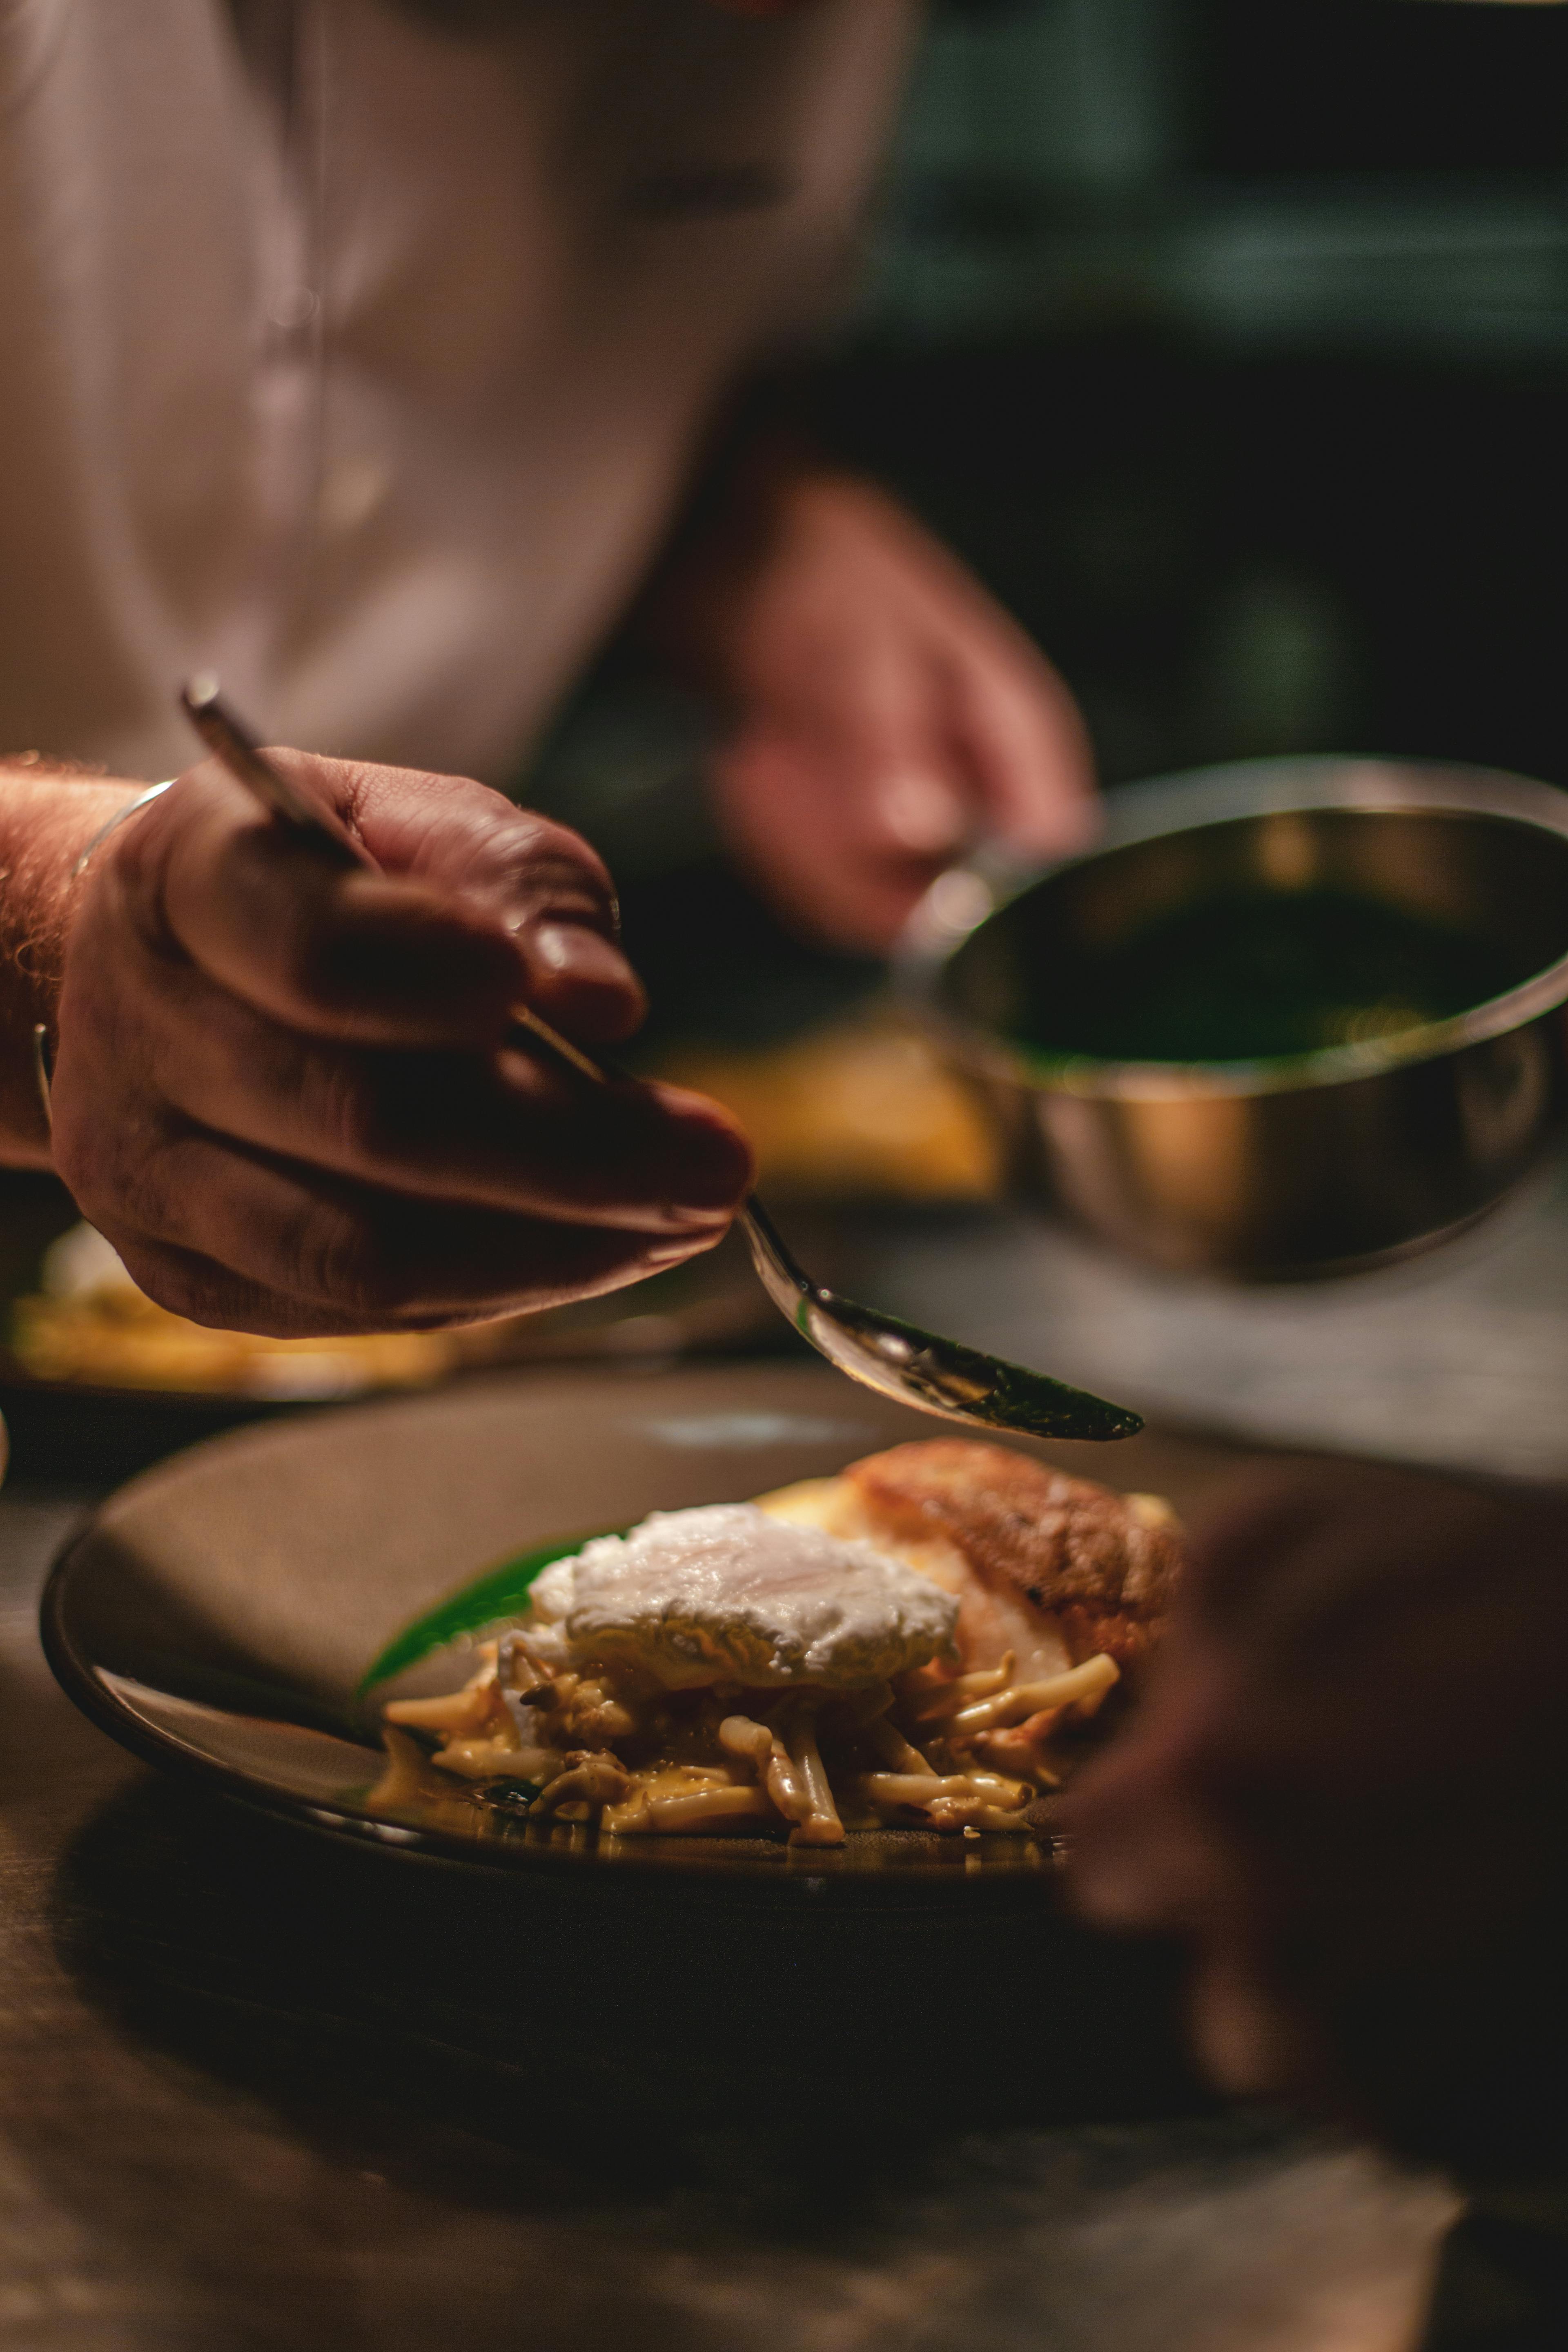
[[1016, 889, 1519, 1065]]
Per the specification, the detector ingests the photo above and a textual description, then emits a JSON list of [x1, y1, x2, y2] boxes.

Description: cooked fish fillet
[[758, 1442, 1181, 1679], [846, 1441, 1180, 1672]]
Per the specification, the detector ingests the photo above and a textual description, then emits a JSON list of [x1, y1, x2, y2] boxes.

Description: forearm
[[0, 762, 149, 1166]]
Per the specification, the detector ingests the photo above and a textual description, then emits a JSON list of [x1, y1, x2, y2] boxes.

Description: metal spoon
[[180, 676, 1143, 1442]]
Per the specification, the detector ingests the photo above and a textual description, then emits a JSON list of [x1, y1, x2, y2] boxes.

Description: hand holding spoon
[[180, 677, 1142, 1443]]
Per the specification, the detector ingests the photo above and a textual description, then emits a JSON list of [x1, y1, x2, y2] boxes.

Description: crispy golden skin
[[843, 1441, 1182, 1670]]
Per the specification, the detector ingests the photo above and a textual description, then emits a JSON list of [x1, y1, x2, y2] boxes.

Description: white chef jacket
[[0, 0, 913, 787]]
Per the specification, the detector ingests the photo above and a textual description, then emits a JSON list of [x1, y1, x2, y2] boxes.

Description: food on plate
[[11, 1223, 473, 1397], [379, 1440, 1182, 1843], [11, 1221, 768, 1397], [654, 1013, 1000, 1200], [765, 1439, 1178, 1677]]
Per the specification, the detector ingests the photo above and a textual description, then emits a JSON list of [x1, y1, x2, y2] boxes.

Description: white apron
[[0, 0, 914, 783]]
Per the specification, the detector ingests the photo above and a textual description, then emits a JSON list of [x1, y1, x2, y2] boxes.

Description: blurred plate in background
[[0, 1009, 992, 1481]]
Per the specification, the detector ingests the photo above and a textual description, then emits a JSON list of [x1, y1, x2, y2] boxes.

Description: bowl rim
[[900, 755, 1568, 1102]]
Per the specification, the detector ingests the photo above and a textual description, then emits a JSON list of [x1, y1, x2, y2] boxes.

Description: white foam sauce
[[532, 1503, 958, 1688]]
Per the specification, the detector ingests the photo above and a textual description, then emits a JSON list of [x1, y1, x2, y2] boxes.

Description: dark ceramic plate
[[41, 1360, 1249, 1906]]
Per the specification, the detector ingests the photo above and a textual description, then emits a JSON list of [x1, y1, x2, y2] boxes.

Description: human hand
[[1064, 1458, 1568, 2175], [695, 473, 1097, 953], [49, 755, 751, 1336]]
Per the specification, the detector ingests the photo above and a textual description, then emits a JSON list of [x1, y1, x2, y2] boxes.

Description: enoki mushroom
[[385, 1637, 1120, 1840]]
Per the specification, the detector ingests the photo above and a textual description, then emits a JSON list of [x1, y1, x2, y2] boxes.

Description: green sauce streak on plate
[[1015, 888, 1519, 1065], [358, 1528, 624, 1694]]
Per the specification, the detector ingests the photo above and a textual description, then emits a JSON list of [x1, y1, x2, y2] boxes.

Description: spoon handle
[[183, 676, 365, 862], [512, 1013, 805, 1308], [181, 681, 646, 1080]]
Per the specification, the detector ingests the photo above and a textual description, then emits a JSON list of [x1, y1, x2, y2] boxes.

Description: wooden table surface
[[0, 1458, 1458, 2352]]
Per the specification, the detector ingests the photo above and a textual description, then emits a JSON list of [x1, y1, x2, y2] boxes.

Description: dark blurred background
[[537, 0, 1568, 1045], [844, 0, 1568, 790], [545, 0, 1568, 1047]]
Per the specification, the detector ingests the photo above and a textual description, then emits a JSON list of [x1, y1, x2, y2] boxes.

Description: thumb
[[841, 670, 972, 861], [866, 763, 970, 861], [952, 655, 1100, 861]]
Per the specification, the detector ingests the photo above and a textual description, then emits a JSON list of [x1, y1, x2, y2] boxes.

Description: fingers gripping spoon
[[179, 677, 1143, 1442]]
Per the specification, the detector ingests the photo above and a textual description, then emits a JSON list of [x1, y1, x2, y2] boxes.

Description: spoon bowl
[[740, 1198, 1141, 1441]]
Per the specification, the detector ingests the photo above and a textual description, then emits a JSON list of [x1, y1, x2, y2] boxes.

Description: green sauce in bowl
[[1011, 887, 1523, 1066]]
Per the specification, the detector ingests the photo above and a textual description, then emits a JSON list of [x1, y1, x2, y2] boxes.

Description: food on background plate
[[12, 1220, 744, 1398], [12, 1223, 475, 1398], [11, 1014, 998, 1399], [653, 1012, 1001, 1201], [378, 1441, 1182, 1843]]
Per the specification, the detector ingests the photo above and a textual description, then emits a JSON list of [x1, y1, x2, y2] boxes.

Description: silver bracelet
[[33, 780, 176, 1133], [71, 777, 176, 880], [31, 1020, 54, 1133]]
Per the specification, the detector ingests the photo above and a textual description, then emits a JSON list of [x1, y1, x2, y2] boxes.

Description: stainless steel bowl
[[904, 759, 1568, 1278]]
